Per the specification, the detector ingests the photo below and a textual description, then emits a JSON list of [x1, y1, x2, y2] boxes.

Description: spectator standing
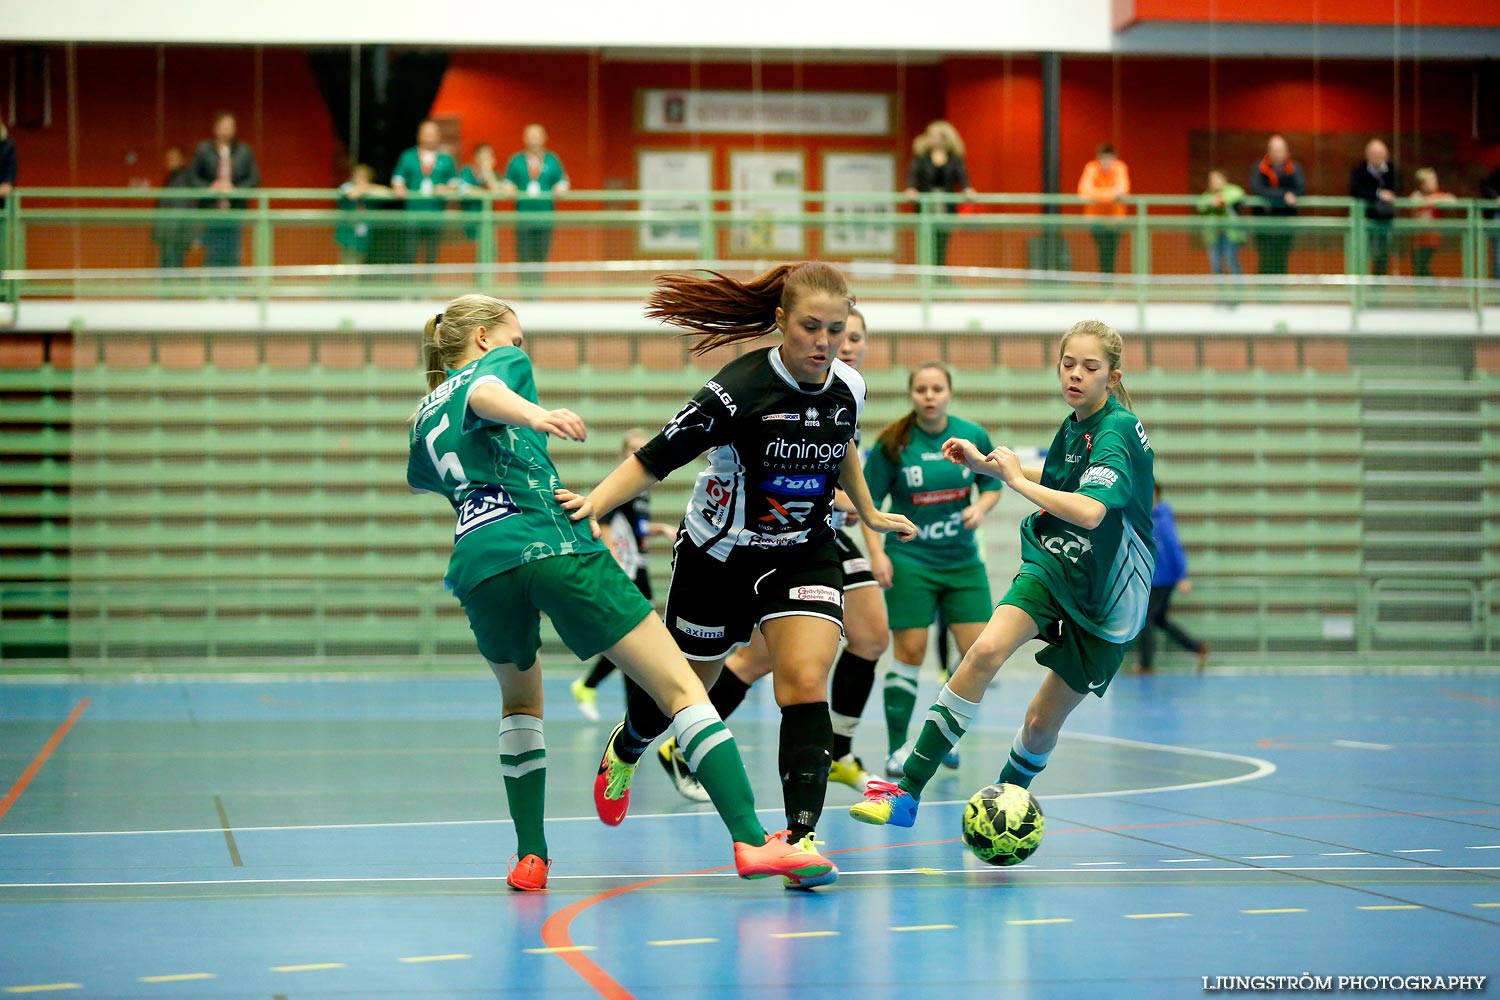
[[459, 143, 505, 244], [1248, 135, 1304, 275], [1195, 169, 1246, 276], [152, 147, 198, 269], [391, 119, 459, 268], [1077, 143, 1131, 274], [1349, 138, 1399, 276], [1407, 168, 1455, 279], [903, 120, 976, 270], [501, 124, 569, 293], [1479, 163, 1500, 281], [335, 164, 391, 269], [1137, 484, 1208, 674], [189, 111, 260, 269]]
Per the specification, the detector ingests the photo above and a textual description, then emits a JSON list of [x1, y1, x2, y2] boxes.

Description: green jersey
[[406, 346, 603, 599], [864, 414, 1001, 568], [1018, 396, 1156, 643]]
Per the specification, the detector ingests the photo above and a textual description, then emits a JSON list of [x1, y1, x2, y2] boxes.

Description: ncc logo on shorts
[[790, 585, 842, 606]]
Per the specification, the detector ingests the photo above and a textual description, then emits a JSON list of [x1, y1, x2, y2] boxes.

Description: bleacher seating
[[2, 330, 1497, 664]]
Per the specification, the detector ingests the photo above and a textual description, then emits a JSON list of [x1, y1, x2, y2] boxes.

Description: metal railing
[[3, 188, 1496, 320]]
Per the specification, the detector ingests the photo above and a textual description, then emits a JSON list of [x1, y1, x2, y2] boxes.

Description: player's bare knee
[[847, 626, 889, 661], [964, 634, 1010, 676], [893, 632, 927, 665]]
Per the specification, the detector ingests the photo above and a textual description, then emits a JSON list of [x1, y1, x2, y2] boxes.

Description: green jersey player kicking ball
[[408, 293, 834, 891], [851, 319, 1156, 828]]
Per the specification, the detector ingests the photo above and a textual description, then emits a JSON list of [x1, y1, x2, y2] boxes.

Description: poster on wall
[[822, 152, 897, 255], [729, 151, 805, 255], [637, 150, 714, 253], [641, 90, 890, 136]]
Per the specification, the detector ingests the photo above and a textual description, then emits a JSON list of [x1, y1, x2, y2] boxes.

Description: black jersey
[[600, 495, 650, 579], [636, 346, 866, 562]]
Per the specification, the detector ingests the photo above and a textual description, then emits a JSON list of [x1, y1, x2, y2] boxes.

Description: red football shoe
[[506, 853, 550, 892]]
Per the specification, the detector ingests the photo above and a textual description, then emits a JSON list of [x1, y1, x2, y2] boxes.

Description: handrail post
[[478, 195, 496, 274], [916, 194, 935, 306], [1466, 200, 1482, 320], [698, 193, 714, 263], [1347, 206, 1366, 316], [253, 193, 272, 314], [1133, 199, 1150, 318], [1, 192, 17, 309]]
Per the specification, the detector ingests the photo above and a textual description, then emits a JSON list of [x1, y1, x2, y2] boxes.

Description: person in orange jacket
[[1077, 144, 1131, 274]]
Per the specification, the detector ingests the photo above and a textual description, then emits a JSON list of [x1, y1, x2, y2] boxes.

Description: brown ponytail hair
[[1057, 319, 1133, 410], [421, 293, 515, 391], [645, 262, 852, 356], [877, 361, 953, 464]]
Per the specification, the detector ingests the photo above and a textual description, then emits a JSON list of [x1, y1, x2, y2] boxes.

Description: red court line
[[0, 698, 90, 825], [538, 805, 1500, 999], [537, 837, 960, 1000]]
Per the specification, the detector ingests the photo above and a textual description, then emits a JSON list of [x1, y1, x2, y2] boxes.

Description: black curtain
[[308, 46, 451, 184]]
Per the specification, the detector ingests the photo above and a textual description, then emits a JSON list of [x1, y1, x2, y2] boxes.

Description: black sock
[[829, 650, 878, 760], [583, 656, 617, 689], [613, 677, 671, 764], [708, 668, 752, 722], [779, 702, 833, 842]]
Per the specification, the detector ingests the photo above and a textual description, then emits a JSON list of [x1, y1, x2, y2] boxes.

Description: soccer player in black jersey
[[559, 263, 916, 889]]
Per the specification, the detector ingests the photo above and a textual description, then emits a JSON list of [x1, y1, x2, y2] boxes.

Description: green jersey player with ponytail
[[408, 293, 835, 890], [851, 320, 1155, 829], [862, 362, 1003, 776]]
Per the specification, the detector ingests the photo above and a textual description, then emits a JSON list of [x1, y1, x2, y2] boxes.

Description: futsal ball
[[960, 783, 1045, 866]]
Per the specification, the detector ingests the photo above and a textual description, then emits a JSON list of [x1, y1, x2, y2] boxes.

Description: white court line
[[0, 732, 1277, 839], [3, 866, 1497, 889], [1466, 845, 1500, 850], [1333, 739, 1394, 751], [1393, 849, 1442, 853]]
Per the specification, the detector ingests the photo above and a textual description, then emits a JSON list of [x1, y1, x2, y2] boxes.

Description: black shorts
[[664, 534, 845, 660], [833, 527, 877, 591]]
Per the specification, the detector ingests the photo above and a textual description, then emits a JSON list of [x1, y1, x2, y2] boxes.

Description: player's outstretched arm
[[991, 445, 1108, 530], [468, 381, 587, 442], [556, 455, 659, 539], [942, 436, 1001, 478]]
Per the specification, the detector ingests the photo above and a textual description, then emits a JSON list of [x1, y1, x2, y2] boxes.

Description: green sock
[[898, 684, 980, 798], [883, 661, 921, 755], [499, 714, 547, 859], [672, 703, 765, 846]]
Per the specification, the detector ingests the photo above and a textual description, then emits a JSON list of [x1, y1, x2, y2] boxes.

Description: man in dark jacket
[[1348, 138, 1399, 276], [189, 111, 260, 269], [1248, 134, 1304, 275], [1480, 164, 1500, 281]]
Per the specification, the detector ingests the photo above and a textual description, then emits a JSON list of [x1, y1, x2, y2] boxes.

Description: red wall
[[3, 46, 1492, 197], [1, 46, 338, 188], [1117, 0, 1500, 29]]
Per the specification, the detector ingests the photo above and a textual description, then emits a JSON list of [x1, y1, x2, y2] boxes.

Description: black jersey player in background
[[559, 263, 916, 888]]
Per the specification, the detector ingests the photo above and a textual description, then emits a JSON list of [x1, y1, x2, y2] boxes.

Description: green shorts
[[884, 557, 993, 631], [462, 549, 653, 667], [999, 570, 1128, 698]]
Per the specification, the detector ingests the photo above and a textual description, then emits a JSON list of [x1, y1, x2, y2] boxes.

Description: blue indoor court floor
[[1, 670, 1497, 999]]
